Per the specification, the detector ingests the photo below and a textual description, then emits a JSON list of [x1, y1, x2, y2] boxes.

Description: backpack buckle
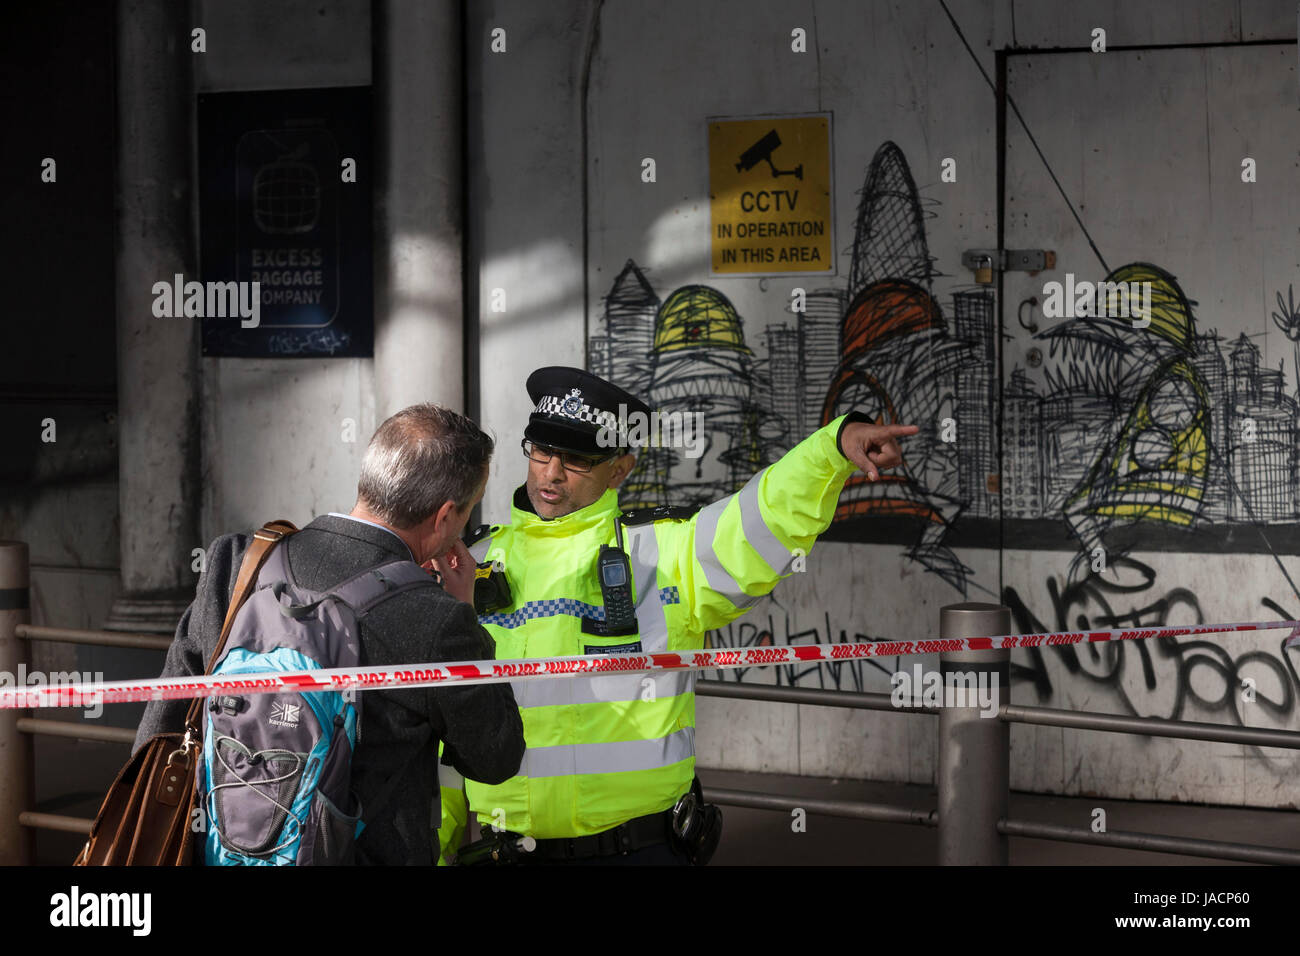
[[209, 695, 244, 716]]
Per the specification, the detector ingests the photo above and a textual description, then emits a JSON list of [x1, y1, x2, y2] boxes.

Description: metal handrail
[[15, 624, 172, 651], [17, 718, 135, 746], [696, 677, 1300, 750], [694, 606, 1300, 866], [703, 786, 937, 827], [696, 679, 938, 713], [18, 812, 92, 835], [1002, 702, 1300, 749], [999, 819, 1300, 866]]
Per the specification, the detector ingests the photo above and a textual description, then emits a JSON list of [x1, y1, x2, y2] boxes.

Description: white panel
[[1004, 42, 1300, 806], [798, 706, 918, 782], [202, 358, 374, 538], [696, 695, 801, 774]]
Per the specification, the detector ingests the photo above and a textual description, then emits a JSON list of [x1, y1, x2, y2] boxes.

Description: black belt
[[509, 808, 673, 862]]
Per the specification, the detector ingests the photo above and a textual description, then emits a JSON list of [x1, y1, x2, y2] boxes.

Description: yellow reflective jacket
[[437, 414, 861, 858]]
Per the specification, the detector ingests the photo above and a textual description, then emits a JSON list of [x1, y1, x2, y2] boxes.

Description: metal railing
[[696, 602, 1300, 865], [0, 541, 176, 861], [3, 538, 1300, 864]]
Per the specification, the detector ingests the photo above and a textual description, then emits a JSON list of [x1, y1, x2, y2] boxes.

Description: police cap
[[524, 366, 652, 457]]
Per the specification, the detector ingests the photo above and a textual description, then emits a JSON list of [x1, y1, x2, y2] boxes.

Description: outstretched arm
[[659, 412, 918, 638]]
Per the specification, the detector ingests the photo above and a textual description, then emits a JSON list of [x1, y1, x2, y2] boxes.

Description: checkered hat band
[[534, 395, 619, 433]]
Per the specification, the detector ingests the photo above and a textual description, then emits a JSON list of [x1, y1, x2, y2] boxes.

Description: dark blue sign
[[199, 87, 371, 357]]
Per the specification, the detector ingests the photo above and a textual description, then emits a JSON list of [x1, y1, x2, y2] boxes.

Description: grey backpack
[[197, 544, 433, 865]]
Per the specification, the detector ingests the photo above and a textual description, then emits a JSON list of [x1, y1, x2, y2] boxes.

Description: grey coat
[[133, 514, 525, 865]]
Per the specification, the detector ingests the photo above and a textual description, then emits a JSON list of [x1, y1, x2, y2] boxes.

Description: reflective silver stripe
[[510, 678, 569, 709], [627, 524, 668, 653], [468, 536, 494, 563], [510, 669, 691, 708], [439, 764, 465, 790], [737, 467, 795, 576], [694, 494, 762, 610], [519, 727, 695, 779]]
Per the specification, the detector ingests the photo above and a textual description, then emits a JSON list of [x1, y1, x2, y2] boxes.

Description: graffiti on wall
[[589, 139, 1300, 601], [590, 142, 981, 594], [1002, 556, 1298, 727], [701, 556, 1300, 765], [702, 613, 892, 690]]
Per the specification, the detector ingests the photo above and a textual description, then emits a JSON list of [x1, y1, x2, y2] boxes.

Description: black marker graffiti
[[705, 612, 892, 690], [1003, 557, 1300, 747], [590, 138, 1300, 600]]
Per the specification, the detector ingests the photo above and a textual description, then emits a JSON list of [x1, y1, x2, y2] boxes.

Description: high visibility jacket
[[438, 414, 862, 855]]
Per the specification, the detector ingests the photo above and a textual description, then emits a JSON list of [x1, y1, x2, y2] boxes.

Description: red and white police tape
[[4, 618, 1300, 710]]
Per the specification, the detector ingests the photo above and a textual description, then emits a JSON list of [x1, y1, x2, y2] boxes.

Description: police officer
[[437, 366, 917, 864]]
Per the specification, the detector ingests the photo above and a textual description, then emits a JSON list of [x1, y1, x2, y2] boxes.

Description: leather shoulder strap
[[182, 519, 298, 731]]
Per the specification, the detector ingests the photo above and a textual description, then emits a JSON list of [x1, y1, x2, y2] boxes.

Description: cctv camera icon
[[735, 129, 803, 180]]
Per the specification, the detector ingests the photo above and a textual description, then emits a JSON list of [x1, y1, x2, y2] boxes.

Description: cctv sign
[[709, 113, 833, 276]]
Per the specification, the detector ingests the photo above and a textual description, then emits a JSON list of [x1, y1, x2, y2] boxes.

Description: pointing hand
[[838, 419, 920, 481]]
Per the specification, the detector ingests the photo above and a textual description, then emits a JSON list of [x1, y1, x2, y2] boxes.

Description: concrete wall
[[195, 0, 376, 541], [0, 1, 123, 714], [470, 0, 1300, 807], [466, 1, 598, 501], [14, 0, 1299, 806], [6, 0, 376, 730]]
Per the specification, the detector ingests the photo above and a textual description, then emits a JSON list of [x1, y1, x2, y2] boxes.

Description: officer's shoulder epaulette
[[463, 523, 501, 547], [618, 505, 698, 526]]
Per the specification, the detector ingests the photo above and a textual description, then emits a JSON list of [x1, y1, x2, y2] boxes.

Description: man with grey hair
[[135, 403, 524, 865]]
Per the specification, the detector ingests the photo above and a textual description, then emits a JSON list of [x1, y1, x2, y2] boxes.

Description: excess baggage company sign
[[198, 87, 372, 357], [708, 113, 833, 276]]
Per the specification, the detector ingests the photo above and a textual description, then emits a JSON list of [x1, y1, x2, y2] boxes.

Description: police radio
[[597, 545, 636, 630], [583, 518, 639, 639]]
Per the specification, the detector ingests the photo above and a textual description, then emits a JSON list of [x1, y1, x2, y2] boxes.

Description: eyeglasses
[[521, 439, 614, 474]]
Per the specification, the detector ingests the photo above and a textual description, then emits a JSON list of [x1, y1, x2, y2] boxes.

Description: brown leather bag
[[74, 520, 299, 865]]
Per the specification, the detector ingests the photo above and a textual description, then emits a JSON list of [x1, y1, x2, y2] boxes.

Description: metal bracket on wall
[[961, 249, 1056, 276]]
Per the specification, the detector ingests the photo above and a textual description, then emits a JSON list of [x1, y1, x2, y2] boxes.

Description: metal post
[[0, 542, 35, 865], [938, 602, 1010, 865]]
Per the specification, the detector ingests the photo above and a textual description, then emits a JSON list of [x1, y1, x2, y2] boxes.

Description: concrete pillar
[[0, 543, 34, 865], [938, 602, 1010, 865], [372, 0, 465, 420], [104, 0, 201, 633]]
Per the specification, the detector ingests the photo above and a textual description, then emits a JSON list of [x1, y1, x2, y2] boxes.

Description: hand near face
[[425, 537, 476, 605]]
